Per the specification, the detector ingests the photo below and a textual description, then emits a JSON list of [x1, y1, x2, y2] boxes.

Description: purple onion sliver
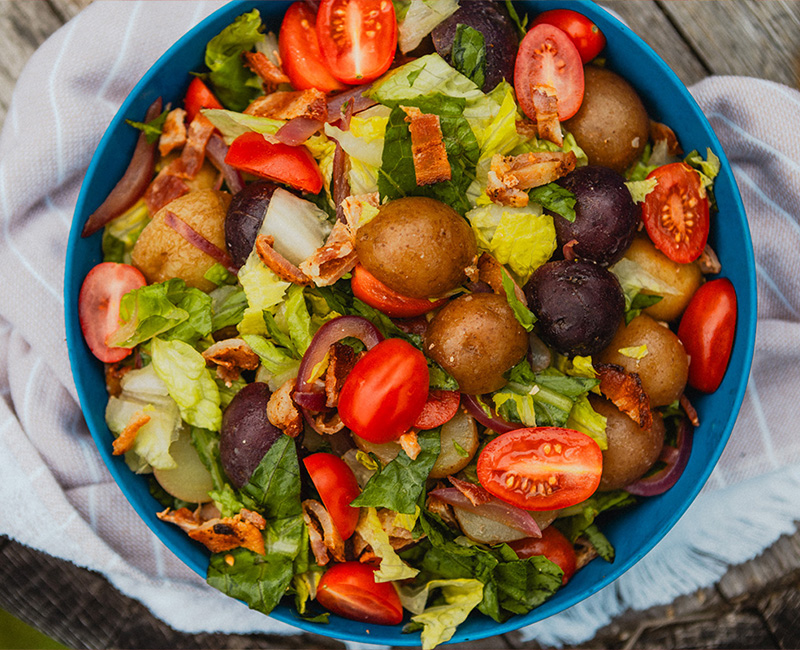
[[205, 133, 244, 194], [276, 117, 324, 146], [163, 210, 236, 272], [625, 416, 694, 497], [430, 487, 541, 537], [461, 393, 519, 434]]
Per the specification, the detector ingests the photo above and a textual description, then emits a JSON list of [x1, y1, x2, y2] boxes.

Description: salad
[[76, 1, 738, 647]]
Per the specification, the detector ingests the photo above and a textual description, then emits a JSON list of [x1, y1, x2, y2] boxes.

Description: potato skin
[[590, 394, 665, 491], [564, 66, 650, 173], [354, 197, 477, 298], [598, 314, 689, 407], [622, 235, 703, 322], [131, 189, 231, 292], [424, 293, 528, 395]]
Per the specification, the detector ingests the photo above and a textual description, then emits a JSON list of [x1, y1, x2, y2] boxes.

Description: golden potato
[[132, 189, 231, 292], [598, 314, 689, 406], [622, 235, 703, 322]]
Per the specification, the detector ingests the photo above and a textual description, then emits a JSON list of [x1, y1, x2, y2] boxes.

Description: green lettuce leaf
[[501, 269, 535, 331], [201, 108, 283, 144], [555, 490, 637, 554], [529, 183, 577, 222], [566, 394, 608, 450], [102, 199, 149, 264], [125, 108, 168, 144], [356, 508, 419, 582], [396, 0, 459, 53], [210, 284, 248, 331], [236, 250, 291, 335], [452, 24, 486, 89]]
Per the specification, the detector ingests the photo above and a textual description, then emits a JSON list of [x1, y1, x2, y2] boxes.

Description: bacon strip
[[487, 151, 577, 207], [158, 108, 187, 158], [477, 252, 528, 305], [595, 362, 653, 430], [158, 507, 266, 555], [173, 113, 216, 180], [202, 338, 260, 386], [650, 120, 682, 156], [531, 86, 563, 146], [340, 192, 380, 232], [144, 164, 190, 215], [267, 379, 303, 437], [243, 51, 291, 92], [297, 221, 358, 287], [112, 411, 151, 455], [401, 106, 451, 186], [245, 88, 328, 122], [255, 234, 313, 285], [324, 342, 359, 408], [302, 499, 345, 566], [399, 430, 421, 461]]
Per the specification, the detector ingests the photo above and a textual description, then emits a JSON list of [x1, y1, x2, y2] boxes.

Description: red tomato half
[[515, 23, 584, 121], [184, 77, 223, 123], [78, 263, 147, 363], [414, 390, 460, 430], [532, 9, 606, 64], [317, 0, 397, 84], [317, 561, 404, 625], [224, 131, 324, 194], [509, 526, 577, 584], [303, 453, 361, 539], [677, 278, 737, 393], [351, 264, 446, 318], [338, 338, 429, 443], [278, 1, 346, 92], [642, 162, 710, 263], [477, 427, 603, 511]]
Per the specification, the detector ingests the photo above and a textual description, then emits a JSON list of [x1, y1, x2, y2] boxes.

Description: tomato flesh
[[532, 9, 606, 64], [224, 131, 324, 194], [509, 526, 577, 584], [78, 262, 147, 363], [338, 338, 429, 443], [317, 0, 397, 85], [184, 77, 223, 122], [677, 278, 737, 393], [317, 562, 404, 625], [351, 264, 445, 318], [303, 452, 361, 539], [414, 390, 460, 430], [279, 2, 346, 92], [477, 427, 602, 511], [515, 23, 584, 122], [642, 162, 710, 263]]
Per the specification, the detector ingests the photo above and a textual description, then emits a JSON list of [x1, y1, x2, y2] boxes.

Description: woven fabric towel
[[1, 2, 798, 647]]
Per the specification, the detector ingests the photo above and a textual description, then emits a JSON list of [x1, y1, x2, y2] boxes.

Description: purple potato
[[431, 1, 518, 92], [525, 259, 624, 357], [224, 180, 279, 268], [220, 382, 283, 488], [553, 166, 639, 266]]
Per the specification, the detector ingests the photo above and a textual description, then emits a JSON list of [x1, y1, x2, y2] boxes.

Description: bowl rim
[[64, 0, 757, 646]]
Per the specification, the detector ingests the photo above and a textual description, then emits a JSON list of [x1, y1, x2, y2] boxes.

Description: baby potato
[[623, 235, 703, 322], [590, 395, 665, 491], [598, 313, 689, 406], [132, 189, 231, 292], [564, 65, 650, 173]]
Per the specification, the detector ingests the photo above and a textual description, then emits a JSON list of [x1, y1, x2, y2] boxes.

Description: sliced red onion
[[625, 416, 694, 497], [205, 133, 244, 194], [326, 83, 376, 119], [82, 97, 162, 237], [448, 476, 492, 505], [294, 315, 383, 411], [461, 394, 519, 434], [276, 117, 324, 146], [163, 210, 236, 273], [430, 487, 541, 538]]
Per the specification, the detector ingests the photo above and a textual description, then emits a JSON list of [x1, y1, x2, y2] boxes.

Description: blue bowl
[[64, 0, 757, 646]]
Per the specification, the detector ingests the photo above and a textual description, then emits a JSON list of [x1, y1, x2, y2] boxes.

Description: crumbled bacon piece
[[448, 476, 493, 506], [302, 499, 345, 566], [243, 51, 291, 92], [173, 112, 216, 180], [531, 86, 563, 146], [267, 378, 303, 437], [401, 105, 451, 186], [425, 491, 459, 529], [112, 411, 151, 455], [158, 108, 187, 158], [697, 244, 721, 275], [562, 238, 579, 261], [574, 535, 600, 571], [324, 342, 359, 408], [340, 192, 380, 232], [157, 507, 266, 555], [310, 409, 346, 435], [298, 221, 358, 287], [680, 393, 700, 427], [202, 338, 260, 386], [398, 430, 421, 461], [255, 234, 313, 285], [595, 362, 653, 430], [476, 252, 528, 305], [487, 151, 577, 207], [352, 508, 417, 563], [144, 165, 190, 215], [650, 120, 683, 156], [244, 88, 328, 122], [105, 362, 132, 398]]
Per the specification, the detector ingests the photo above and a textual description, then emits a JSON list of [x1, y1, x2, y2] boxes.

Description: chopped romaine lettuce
[[356, 508, 419, 582], [102, 199, 149, 264], [451, 24, 487, 89], [396, 0, 459, 53], [236, 250, 291, 335], [202, 108, 283, 145], [258, 188, 332, 267]]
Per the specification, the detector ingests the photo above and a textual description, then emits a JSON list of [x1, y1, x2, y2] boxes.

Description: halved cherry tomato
[[224, 131, 324, 194], [278, 2, 346, 92], [509, 526, 577, 584], [316, 0, 397, 85], [532, 9, 606, 64], [338, 338, 429, 443], [514, 23, 584, 122], [677, 278, 737, 393], [183, 77, 223, 123], [303, 452, 361, 539], [642, 162, 710, 263], [477, 427, 602, 511], [317, 561, 404, 625], [78, 263, 147, 363], [414, 390, 460, 430], [351, 264, 446, 318]]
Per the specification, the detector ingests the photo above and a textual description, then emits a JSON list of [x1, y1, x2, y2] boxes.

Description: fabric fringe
[[519, 463, 800, 647]]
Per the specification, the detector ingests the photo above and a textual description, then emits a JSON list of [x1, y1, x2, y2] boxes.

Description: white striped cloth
[[0, 2, 798, 647]]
